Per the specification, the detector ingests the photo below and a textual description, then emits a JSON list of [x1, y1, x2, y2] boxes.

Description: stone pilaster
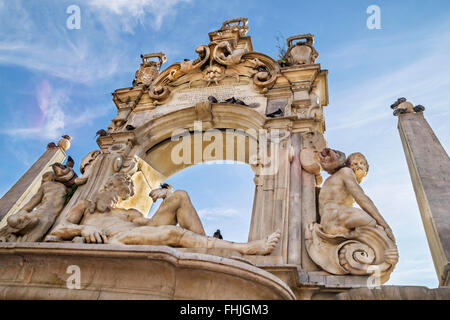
[[287, 133, 302, 265]]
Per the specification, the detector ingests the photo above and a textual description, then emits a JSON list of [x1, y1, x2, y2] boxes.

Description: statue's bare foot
[[243, 231, 280, 255]]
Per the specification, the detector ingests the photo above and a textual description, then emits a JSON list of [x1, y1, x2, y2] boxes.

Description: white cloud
[[387, 257, 438, 287], [0, 0, 191, 84], [325, 29, 450, 133], [88, 0, 190, 31], [0, 2, 125, 85], [1, 80, 110, 141], [2, 81, 65, 140]]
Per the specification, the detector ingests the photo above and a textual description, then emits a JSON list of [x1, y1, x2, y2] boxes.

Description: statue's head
[[51, 162, 67, 176], [149, 183, 173, 202], [318, 148, 347, 174], [346, 152, 369, 183], [96, 173, 134, 212]]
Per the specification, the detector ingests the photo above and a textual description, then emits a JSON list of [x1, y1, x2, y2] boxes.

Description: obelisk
[[392, 98, 450, 286]]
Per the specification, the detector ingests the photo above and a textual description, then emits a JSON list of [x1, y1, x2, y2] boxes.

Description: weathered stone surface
[[285, 34, 319, 66], [397, 111, 450, 286], [0, 172, 67, 243], [0, 243, 295, 300], [6, 18, 443, 300], [0, 147, 66, 224], [305, 149, 398, 282], [47, 173, 281, 257], [334, 286, 450, 300]]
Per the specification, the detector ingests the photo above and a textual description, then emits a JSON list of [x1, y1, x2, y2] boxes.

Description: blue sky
[[1, 0, 449, 288]]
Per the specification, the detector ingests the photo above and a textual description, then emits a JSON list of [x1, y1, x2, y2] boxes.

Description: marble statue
[[147, 183, 206, 235], [51, 156, 77, 187], [306, 148, 398, 280], [46, 173, 280, 255], [0, 171, 67, 242], [318, 150, 395, 240]]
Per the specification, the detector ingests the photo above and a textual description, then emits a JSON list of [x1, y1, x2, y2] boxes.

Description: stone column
[[393, 99, 450, 286], [0, 144, 66, 226]]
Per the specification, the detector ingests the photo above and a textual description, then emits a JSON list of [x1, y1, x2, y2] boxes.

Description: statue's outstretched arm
[[126, 209, 151, 226], [342, 168, 390, 230]]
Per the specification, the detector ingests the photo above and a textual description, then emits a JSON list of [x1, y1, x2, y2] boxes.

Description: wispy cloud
[[198, 207, 240, 220], [0, 2, 123, 84], [88, 0, 190, 31], [0, 0, 189, 85], [326, 29, 450, 132], [2, 81, 65, 140], [1, 80, 111, 141], [387, 257, 437, 287]]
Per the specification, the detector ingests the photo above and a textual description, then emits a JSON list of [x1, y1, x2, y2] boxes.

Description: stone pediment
[[146, 44, 280, 107], [109, 18, 329, 136], [116, 18, 277, 111]]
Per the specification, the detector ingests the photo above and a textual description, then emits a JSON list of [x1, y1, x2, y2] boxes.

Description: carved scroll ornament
[[146, 32, 280, 103]]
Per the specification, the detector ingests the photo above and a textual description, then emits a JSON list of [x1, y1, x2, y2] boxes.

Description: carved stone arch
[[46, 18, 330, 278], [117, 102, 289, 263], [131, 103, 266, 187]]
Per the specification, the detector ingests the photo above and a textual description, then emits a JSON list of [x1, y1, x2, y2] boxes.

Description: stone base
[[333, 286, 450, 300], [0, 243, 295, 300]]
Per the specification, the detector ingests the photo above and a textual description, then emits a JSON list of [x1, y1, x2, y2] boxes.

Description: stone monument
[[392, 98, 450, 287], [0, 18, 448, 300]]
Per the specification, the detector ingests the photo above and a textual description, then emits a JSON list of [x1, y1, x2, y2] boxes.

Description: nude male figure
[[0, 171, 67, 242], [46, 173, 280, 255], [145, 183, 206, 235], [318, 149, 395, 242]]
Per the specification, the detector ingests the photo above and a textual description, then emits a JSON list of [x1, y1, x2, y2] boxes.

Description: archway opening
[[147, 162, 255, 243]]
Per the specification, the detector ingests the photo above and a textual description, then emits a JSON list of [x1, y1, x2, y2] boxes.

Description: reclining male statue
[[45, 173, 280, 255]]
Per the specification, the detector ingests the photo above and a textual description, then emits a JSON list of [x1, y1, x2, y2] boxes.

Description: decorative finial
[[220, 17, 248, 30], [284, 34, 319, 66], [57, 135, 72, 151], [133, 52, 167, 87], [391, 98, 425, 116]]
